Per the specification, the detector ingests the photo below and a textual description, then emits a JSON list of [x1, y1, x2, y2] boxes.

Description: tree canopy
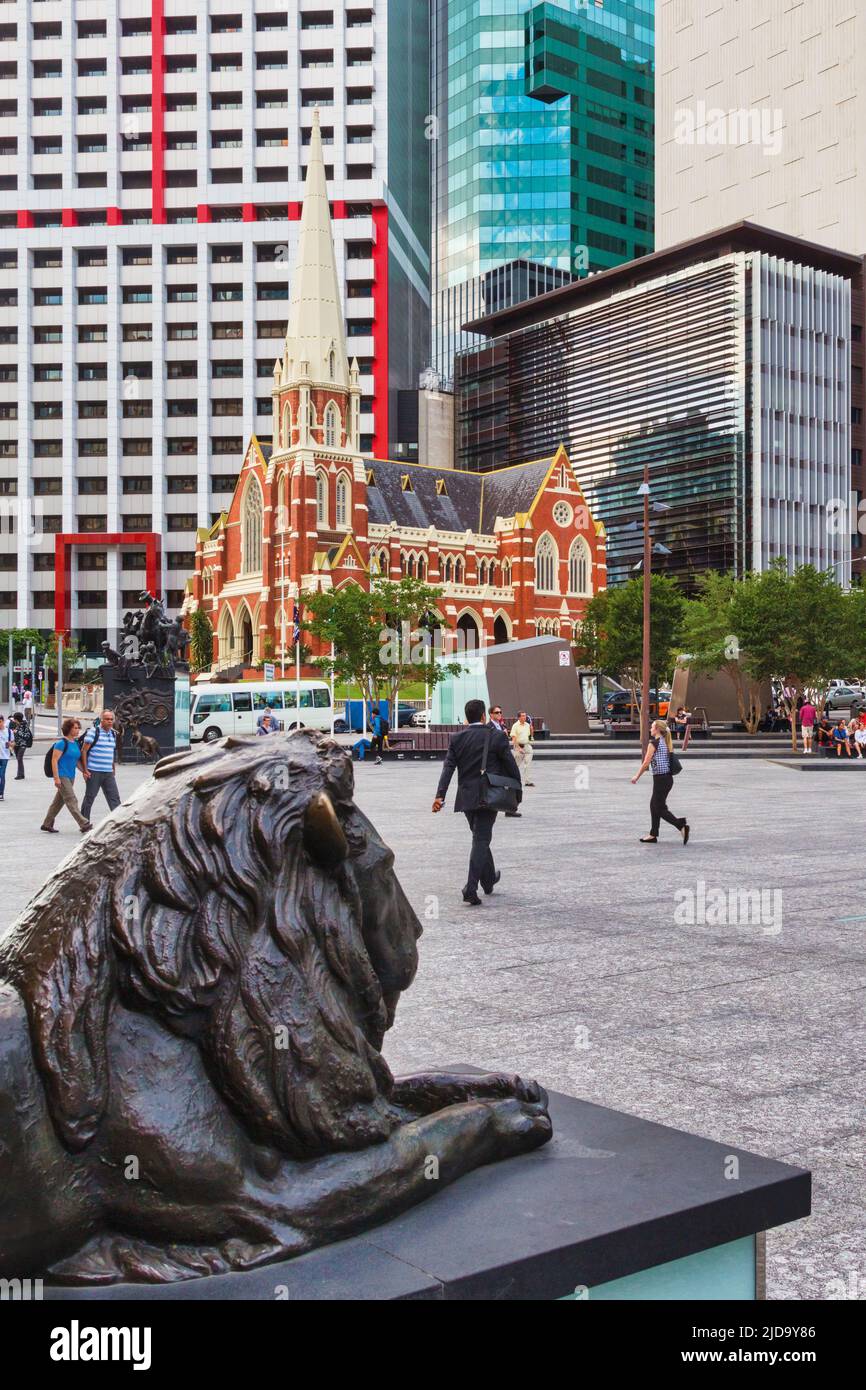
[[302, 578, 463, 714]]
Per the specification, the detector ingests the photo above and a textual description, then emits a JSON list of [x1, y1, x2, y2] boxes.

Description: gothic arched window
[[568, 535, 591, 596], [335, 471, 350, 528], [324, 400, 340, 448], [241, 475, 264, 575], [534, 533, 558, 594], [316, 469, 328, 526]]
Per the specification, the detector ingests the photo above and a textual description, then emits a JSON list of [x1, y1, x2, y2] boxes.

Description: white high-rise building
[[656, 0, 865, 254], [655, 0, 866, 581], [0, 0, 430, 648]]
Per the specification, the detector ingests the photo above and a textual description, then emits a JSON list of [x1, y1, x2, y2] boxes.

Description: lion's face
[[340, 802, 422, 1031], [0, 730, 423, 1160]]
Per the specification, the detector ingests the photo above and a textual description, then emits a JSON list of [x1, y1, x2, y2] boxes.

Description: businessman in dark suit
[[432, 698, 523, 906]]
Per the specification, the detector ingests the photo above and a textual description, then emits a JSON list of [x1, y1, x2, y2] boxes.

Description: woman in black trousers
[[9, 711, 28, 779], [632, 719, 690, 844]]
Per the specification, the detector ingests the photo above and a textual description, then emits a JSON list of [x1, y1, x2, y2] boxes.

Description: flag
[[292, 603, 300, 646]]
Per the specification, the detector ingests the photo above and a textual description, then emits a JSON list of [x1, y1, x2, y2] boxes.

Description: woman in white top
[[631, 719, 689, 845], [0, 714, 12, 801]]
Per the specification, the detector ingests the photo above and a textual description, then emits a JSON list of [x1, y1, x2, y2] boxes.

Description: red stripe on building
[[61, 209, 78, 227], [370, 203, 389, 459], [16, 211, 34, 229], [151, 0, 166, 224]]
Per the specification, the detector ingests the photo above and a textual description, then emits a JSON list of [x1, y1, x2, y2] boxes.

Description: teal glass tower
[[431, 0, 654, 384]]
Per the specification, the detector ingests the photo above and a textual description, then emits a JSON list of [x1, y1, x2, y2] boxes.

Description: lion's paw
[[486, 1095, 553, 1158]]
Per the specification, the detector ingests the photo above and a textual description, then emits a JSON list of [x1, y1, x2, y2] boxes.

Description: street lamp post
[[631, 469, 672, 752], [640, 465, 651, 752]]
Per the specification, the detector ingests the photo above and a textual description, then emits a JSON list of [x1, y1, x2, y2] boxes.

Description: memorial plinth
[[45, 1076, 809, 1302]]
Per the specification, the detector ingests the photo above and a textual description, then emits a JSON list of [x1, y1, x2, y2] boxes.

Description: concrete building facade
[[0, 0, 430, 649], [456, 223, 858, 591]]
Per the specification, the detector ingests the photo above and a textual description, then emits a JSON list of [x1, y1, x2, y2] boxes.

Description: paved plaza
[[1, 745, 863, 1300]]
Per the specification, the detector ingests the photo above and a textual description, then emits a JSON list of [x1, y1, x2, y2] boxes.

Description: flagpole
[[295, 597, 301, 715], [280, 509, 286, 679], [329, 640, 335, 736]]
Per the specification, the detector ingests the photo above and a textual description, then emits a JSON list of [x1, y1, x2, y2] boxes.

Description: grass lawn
[[333, 682, 428, 702]]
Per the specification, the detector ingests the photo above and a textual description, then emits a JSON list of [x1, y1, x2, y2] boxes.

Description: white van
[[190, 680, 334, 743]]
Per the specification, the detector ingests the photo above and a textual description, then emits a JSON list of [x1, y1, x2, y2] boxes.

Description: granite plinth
[[45, 1073, 810, 1301]]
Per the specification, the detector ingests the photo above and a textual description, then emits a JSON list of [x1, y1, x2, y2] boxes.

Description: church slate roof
[[478, 459, 554, 533], [365, 457, 555, 535]]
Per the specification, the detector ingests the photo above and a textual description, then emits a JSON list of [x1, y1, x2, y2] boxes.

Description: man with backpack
[[40, 717, 92, 833], [370, 706, 389, 765], [80, 708, 121, 823]]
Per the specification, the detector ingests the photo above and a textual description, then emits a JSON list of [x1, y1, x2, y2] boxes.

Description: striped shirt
[[649, 736, 671, 774], [84, 724, 116, 771]]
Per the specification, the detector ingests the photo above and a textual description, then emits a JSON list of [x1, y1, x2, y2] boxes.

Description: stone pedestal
[[44, 1073, 809, 1301], [100, 662, 190, 762]]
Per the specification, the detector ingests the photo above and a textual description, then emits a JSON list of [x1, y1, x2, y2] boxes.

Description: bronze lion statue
[[0, 731, 551, 1284]]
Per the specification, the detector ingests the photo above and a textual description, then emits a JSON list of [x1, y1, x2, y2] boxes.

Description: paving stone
[[1, 750, 863, 1299]]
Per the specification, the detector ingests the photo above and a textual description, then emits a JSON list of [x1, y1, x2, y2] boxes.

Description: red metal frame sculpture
[[54, 532, 162, 637]]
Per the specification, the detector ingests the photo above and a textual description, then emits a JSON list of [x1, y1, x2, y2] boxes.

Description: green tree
[[189, 608, 214, 674], [0, 627, 44, 662], [729, 560, 850, 749], [679, 571, 765, 733], [303, 579, 463, 716], [46, 632, 86, 678], [579, 575, 685, 710]]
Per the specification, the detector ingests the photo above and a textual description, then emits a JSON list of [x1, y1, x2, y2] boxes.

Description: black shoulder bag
[[478, 725, 522, 814]]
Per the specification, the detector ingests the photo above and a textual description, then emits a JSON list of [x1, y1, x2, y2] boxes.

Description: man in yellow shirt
[[510, 711, 534, 787]]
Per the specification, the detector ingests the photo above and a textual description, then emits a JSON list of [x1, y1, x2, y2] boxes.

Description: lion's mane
[[0, 732, 410, 1160]]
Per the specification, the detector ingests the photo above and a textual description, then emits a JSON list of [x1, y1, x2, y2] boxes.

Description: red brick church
[[188, 112, 606, 671]]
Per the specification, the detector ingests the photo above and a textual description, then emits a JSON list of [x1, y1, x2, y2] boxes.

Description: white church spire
[[283, 109, 350, 391]]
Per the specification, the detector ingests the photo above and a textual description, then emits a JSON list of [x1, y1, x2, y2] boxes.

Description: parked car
[[410, 707, 433, 727], [602, 689, 670, 722], [825, 685, 866, 712]]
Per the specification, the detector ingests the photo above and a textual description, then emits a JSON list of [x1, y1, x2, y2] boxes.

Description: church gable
[[225, 437, 268, 530]]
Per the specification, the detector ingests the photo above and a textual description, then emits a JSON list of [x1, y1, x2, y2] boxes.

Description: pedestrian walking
[[510, 711, 534, 787], [22, 686, 34, 729], [256, 710, 279, 735], [80, 708, 121, 822], [9, 711, 30, 778], [0, 715, 11, 800], [40, 717, 92, 834], [799, 698, 817, 754], [11, 682, 19, 704], [631, 718, 690, 845], [369, 706, 388, 765], [432, 698, 523, 906]]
